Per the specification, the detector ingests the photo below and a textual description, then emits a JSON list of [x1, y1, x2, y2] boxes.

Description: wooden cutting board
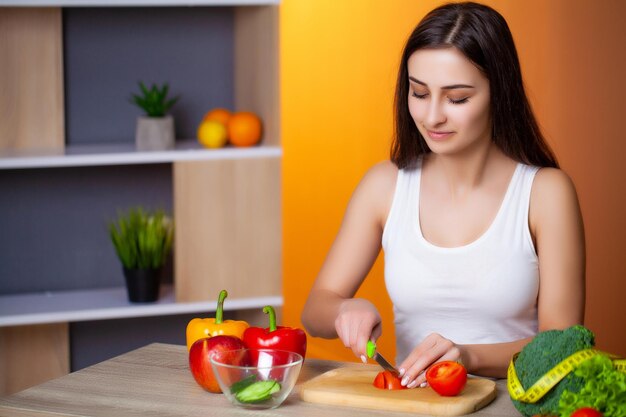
[[299, 366, 497, 416]]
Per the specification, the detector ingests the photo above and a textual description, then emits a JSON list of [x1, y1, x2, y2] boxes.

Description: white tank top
[[382, 159, 540, 363]]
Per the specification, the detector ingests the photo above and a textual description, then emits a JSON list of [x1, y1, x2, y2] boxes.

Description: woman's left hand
[[397, 333, 465, 388]]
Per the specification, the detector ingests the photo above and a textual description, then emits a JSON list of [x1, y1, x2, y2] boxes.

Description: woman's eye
[[412, 91, 428, 99], [448, 97, 469, 104]]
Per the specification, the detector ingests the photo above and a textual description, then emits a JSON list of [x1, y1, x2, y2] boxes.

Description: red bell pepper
[[243, 305, 307, 359]]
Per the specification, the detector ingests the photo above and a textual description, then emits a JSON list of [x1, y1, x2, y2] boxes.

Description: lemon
[[197, 120, 228, 148]]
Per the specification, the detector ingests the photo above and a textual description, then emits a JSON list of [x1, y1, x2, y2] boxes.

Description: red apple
[[188, 335, 245, 393]]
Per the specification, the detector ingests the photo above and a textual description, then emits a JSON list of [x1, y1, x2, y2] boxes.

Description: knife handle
[[366, 340, 377, 359]]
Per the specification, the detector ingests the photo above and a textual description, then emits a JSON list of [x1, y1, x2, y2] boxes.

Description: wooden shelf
[[0, 140, 281, 169], [0, 2, 282, 394], [0, 285, 282, 327], [0, 0, 279, 7]]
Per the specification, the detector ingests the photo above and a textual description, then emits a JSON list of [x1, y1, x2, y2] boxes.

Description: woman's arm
[[397, 167, 586, 387], [531, 168, 586, 329], [397, 334, 534, 388], [301, 162, 397, 359], [466, 168, 585, 376]]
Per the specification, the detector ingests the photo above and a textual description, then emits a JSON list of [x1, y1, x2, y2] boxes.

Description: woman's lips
[[426, 130, 454, 141]]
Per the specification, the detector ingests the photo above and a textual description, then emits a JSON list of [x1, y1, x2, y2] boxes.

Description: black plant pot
[[123, 267, 162, 303]]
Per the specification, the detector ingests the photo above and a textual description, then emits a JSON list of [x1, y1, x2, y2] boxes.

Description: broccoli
[[511, 325, 595, 417]]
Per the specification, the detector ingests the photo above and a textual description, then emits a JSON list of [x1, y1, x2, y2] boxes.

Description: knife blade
[[372, 351, 400, 376], [366, 340, 400, 376]]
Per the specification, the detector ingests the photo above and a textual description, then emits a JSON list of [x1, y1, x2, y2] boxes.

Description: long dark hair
[[391, 2, 558, 169]]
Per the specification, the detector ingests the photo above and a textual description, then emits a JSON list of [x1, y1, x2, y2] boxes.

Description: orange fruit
[[197, 120, 228, 148], [203, 108, 232, 126], [227, 112, 263, 147]]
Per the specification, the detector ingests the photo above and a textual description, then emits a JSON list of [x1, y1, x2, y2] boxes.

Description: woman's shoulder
[[532, 167, 578, 200], [365, 160, 399, 177], [349, 161, 399, 227], [529, 167, 581, 231], [359, 160, 399, 192]]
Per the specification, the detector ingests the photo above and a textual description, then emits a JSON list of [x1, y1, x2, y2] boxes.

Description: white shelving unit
[[0, 1, 282, 394], [0, 1, 282, 320], [0, 140, 281, 169], [0, 285, 283, 327]]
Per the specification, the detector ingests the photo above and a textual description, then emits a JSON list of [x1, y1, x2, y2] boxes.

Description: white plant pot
[[135, 115, 175, 151]]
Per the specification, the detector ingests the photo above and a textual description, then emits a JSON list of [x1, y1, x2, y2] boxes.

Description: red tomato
[[571, 408, 603, 417], [372, 370, 406, 390], [425, 361, 467, 397]]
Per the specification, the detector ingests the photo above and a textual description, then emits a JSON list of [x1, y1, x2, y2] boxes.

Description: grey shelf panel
[[0, 285, 283, 326], [0, 140, 281, 169]]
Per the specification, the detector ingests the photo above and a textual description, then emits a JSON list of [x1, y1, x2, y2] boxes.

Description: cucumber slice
[[235, 380, 281, 403], [230, 375, 257, 394]]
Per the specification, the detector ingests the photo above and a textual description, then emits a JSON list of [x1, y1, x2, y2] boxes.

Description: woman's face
[[407, 47, 491, 156]]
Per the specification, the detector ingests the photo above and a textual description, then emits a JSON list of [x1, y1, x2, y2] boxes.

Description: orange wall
[[281, 0, 626, 362]]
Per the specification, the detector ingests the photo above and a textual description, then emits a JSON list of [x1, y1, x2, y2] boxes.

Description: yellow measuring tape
[[508, 348, 626, 403]]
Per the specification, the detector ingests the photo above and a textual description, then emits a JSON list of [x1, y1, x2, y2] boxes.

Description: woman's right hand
[[334, 298, 382, 362]]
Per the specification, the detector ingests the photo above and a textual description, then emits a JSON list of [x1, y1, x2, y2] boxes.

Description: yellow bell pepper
[[186, 289, 250, 350]]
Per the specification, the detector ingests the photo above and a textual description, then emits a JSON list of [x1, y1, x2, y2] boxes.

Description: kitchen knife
[[366, 340, 400, 376]]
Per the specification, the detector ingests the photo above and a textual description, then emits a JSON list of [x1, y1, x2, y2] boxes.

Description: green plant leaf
[[108, 207, 174, 269], [131, 81, 178, 117], [163, 97, 179, 113], [160, 84, 169, 102]]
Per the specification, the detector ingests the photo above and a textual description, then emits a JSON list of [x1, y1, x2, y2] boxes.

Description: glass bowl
[[210, 348, 303, 410]]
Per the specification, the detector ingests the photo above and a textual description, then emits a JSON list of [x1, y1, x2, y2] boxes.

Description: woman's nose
[[424, 100, 446, 127]]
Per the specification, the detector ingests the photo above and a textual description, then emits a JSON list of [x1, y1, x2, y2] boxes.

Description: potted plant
[[131, 81, 179, 151], [109, 207, 174, 303]]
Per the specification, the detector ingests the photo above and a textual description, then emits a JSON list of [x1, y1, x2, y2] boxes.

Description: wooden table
[[0, 343, 521, 416]]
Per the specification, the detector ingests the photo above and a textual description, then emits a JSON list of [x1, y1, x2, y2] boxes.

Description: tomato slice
[[570, 408, 603, 417], [425, 361, 467, 396], [373, 371, 386, 388], [373, 370, 406, 390]]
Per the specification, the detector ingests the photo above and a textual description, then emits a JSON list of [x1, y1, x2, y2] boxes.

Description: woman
[[301, 2, 585, 389]]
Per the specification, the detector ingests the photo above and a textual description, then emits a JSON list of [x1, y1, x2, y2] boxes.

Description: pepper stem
[[215, 290, 228, 324], [262, 305, 277, 332]]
